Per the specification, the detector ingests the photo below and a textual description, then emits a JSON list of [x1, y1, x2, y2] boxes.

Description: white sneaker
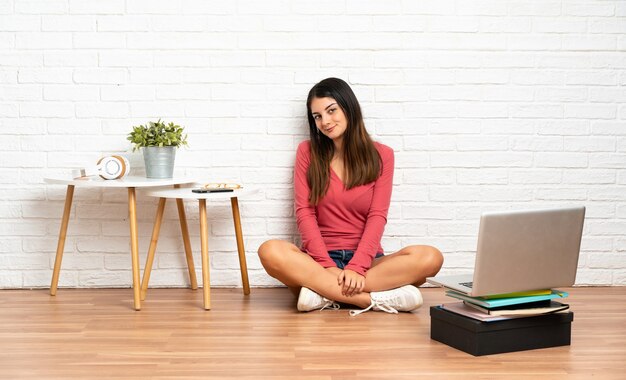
[[349, 285, 423, 316], [297, 287, 340, 312]]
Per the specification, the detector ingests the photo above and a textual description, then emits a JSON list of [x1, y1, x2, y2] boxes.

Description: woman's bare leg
[[287, 267, 343, 297], [258, 240, 371, 308], [363, 245, 443, 292]]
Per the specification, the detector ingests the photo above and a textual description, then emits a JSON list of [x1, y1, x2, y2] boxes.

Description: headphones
[[72, 155, 131, 180]]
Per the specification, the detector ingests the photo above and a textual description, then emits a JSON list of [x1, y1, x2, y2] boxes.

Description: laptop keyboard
[[459, 281, 473, 288]]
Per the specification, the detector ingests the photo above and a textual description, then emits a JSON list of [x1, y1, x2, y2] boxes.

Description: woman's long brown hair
[[305, 78, 381, 205]]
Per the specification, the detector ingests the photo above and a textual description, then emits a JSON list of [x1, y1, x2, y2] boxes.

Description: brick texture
[[1, 1, 625, 288]]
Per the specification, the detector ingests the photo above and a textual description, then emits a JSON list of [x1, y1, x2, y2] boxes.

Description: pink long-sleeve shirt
[[294, 140, 394, 276]]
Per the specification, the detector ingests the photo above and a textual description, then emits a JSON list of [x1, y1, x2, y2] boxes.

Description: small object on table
[[192, 188, 234, 193]]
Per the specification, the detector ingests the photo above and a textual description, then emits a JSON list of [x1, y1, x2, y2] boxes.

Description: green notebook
[[445, 289, 569, 308]]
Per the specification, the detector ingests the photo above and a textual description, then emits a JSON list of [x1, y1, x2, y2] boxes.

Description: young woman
[[258, 78, 443, 316]]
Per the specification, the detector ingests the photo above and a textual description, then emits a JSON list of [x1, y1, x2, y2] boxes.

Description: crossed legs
[[257, 240, 443, 308]]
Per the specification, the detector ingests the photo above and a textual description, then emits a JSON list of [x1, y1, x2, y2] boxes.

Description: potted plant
[[127, 119, 188, 179]]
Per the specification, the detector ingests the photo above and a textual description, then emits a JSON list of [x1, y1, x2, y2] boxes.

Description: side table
[[44, 176, 195, 310], [140, 186, 258, 310]]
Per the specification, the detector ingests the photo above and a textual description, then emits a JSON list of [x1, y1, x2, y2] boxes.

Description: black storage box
[[430, 306, 573, 356]]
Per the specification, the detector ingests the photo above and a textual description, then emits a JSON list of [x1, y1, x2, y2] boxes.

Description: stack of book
[[440, 289, 570, 322]]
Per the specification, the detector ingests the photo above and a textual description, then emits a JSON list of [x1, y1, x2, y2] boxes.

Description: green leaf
[[127, 119, 189, 151]]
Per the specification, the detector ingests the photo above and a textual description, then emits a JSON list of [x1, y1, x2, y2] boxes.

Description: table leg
[[230, 197, 250, 295], [199, 199, 211, 310], [176, 198, 198, 290], [128, 187, 141, 311], [140, 197, 166, 301], [50, 185, 75, 296]]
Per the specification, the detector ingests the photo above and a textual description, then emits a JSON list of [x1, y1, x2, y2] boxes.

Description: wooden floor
[[0, 287, 624, 379]]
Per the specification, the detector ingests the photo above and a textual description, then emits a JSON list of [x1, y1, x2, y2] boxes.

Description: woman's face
[[310, 97, 348, 143]]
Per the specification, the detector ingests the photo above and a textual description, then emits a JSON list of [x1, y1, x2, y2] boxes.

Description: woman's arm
[[294, 141, 335, 268], [345, 145, 394, 276]]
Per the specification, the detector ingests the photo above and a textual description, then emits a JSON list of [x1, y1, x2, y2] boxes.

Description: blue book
[[445, 289, 569, 308]]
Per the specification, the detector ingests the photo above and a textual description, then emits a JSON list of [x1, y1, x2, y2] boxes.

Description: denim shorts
[[328, 249, 384, 269]]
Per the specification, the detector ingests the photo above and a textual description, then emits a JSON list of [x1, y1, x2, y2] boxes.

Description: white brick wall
[[1, 0, 625, 288]]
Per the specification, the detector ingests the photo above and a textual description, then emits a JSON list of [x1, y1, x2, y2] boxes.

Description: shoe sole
[[404, 287, 423, 312], [297, 287, 315, 312]]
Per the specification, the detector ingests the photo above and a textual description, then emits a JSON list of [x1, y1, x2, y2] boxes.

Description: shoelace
[[320, 300, 340, 311], [349, 300, 398, 316]]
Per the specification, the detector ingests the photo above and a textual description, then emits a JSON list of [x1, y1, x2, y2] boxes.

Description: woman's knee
[[258, 239, 282, 261], [422, 245, 444, 276], [258, 239, 291, 271], [407, 245, 444, 276]]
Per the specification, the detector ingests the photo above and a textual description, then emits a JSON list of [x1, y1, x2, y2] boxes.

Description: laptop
[[426, 206, 585, 297]]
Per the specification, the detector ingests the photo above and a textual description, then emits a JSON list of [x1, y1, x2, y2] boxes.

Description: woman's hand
[[338, 269, 365, 297]]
